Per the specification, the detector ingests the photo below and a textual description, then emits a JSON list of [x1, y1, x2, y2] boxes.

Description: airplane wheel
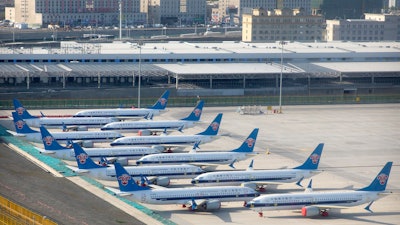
[[258, 212, 263, 217], [258, 187, 266, 192], [243, 201, 246, 207], [182, 204, 186, 208], [321, 211, 329, 217]]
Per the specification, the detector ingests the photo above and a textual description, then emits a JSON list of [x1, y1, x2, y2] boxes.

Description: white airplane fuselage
[[74, 108, 162, 118], [128, 186, 259, 205], [111, 134, 217, 146], [101, 120, 196, 132], [247, 191, 380, 212], [24, 117, 118, 128], [136, 152, 253, 166], [192, 169, 320, 186], [75, 164, 204, 181], [26, 130, 122, 143]]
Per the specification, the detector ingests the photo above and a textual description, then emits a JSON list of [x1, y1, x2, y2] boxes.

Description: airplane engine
[[149, 177, 170, 187], [82, 141, 94, 148], [138, 129, 151, 136], [151, 145, 165, 153], [116, 157, 129, 166], [301, 206, 320, 217], [241, 182, 258, 190], [76, 126, 88, 131], [199, 200, 221, 211]]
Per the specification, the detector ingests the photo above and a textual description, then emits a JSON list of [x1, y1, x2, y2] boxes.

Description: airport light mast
[[137, 41, 143, 108], [119, 0, 122, 40]]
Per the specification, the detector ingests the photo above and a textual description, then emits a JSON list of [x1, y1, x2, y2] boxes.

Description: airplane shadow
[[266, 211, 399, 225]]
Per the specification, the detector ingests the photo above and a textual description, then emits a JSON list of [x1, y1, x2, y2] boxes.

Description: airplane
[[135, 128, 259, 167], [9, 112, 123, 144], [37, 126, 164, 164], [101, 100, 204, 134], [68, 142, 205, 186], [191, 143, 324, 191], [73, 90, 170, 119], [245, 161, 393, 217], [13, 98, 119, 130], [105, 162, 261, 211], [110, 113, 223, 149]]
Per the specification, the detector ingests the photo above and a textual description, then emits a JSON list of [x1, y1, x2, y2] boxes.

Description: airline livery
[[68, 143, 205, 186], [38, 126, 164, 163], [136, 128, 259, 167], [106, 162, 260, 211], [73, 90, 169, 118], [101, 100, 204, 134], [13, 99, 118, 129], [245, 162, 393, 217], [10, 112, 123, 144], [110, 113, 223, 148], [191, 143, 324, 190]]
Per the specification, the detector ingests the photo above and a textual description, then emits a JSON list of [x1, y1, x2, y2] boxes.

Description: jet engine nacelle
[[149, 177, 170, 187], [76, 126, 88, 131], [151, 145, 165, 153], [198, 200, 221, 211], [82, 140, 94, 148], [241, 182, 258, 190], [301, 206, 320, 217], [138, 129, 151, 136]]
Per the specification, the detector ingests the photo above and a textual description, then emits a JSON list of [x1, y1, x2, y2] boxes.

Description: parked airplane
[[68, 143, 205, 186], [245, 162, 393, 217], [101, 100, 204, 134], [13, 99, 118, 130], [9, 112, 123, 144], [191, 143, 324, 190], [37, 126, 164, 164], [73, 90, 169, 118], [135, 128, 259, 167], [110, 113, 223, 148], [106, 162, 260, 211]]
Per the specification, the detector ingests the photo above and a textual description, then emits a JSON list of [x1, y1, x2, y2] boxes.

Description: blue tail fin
[[40, 126, 69, 151], [72, 142, 104, 169], [13, 99, 38, 119], [114, 162, 150, 192], [11, 112, 39, 134], [293, 143, 324, 170], [196, 113, 223, 136], [181, 100, 204, 121], [232, 128, 259, 153], [357, 162, 393, 192], [148, 90, 170, 110]]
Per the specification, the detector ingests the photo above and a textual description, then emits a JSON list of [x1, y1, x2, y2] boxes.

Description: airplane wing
[[312, 204, 353, 209], [105, 187, 133, 197], [6, 130, 26, 137]]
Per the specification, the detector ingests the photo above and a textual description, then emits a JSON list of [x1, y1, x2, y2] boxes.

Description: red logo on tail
[[76, 153, 88, 164], [159, 98, 167, 106], [309, 154, 320, 164], [16, 107, 25, 115], [194, 109, 201, 117], [118, 174, 131, 186], [43, 136, 53, 146], [377, 173, 388, 185], [210, 122, 219, 131], [246, 138, 255, 147], [15, 120, 25, 129]]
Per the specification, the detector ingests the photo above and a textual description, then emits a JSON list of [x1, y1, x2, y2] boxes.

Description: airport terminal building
[[0, 40, 399, 98]]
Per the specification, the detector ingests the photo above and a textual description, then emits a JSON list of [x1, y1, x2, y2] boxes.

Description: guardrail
[[0, 94, 399, 110]]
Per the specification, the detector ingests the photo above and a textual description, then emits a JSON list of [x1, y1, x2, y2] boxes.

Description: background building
[[242, 7, 325, 42], [326, 13, 400, 41]]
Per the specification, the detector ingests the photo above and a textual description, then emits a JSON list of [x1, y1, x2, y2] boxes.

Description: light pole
[[279, 41, 287, 113], [119, 0, 122, 40], [137, 41, 143, 108]]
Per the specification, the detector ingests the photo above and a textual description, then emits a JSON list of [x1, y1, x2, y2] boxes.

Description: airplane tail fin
[[231, 128, 259, 153], [148, 90, 170, 110], [196, 113, 223, 136], [114, 162, 150, 192], [40, 126, 69, 151], [13, 99, 38, 119], [181, 100, 204, 121], [293, 143, 324, 170], [357, 162, 393, 192], [11, 112, 39, 134], [72, 143, 104, 169]]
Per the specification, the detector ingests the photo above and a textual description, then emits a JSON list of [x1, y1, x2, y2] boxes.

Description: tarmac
[[0, 103, 399, 225]]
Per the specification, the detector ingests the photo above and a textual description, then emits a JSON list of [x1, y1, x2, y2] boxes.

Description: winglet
[[148, 90, 170, 110], [13, 99, 38, 119], [192, 141, 201, 150], [304, 179, 313, 192], [114, 162, 150, 192], [196, 113, 223, 136], [72, 142, 104, 169], [231, 128, 259, 153], [229, 159, 237, 169], [357, 162, 392, 192], [293, 143, 324, 170], [11, 112, 39, 134], [246, 159, 254, 171], [364, 201, 375, 213], [296, 177, 304, 187], [190, 198, 198, 211], [181, 100, 204, 122], [40, 126, 69, 151]]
